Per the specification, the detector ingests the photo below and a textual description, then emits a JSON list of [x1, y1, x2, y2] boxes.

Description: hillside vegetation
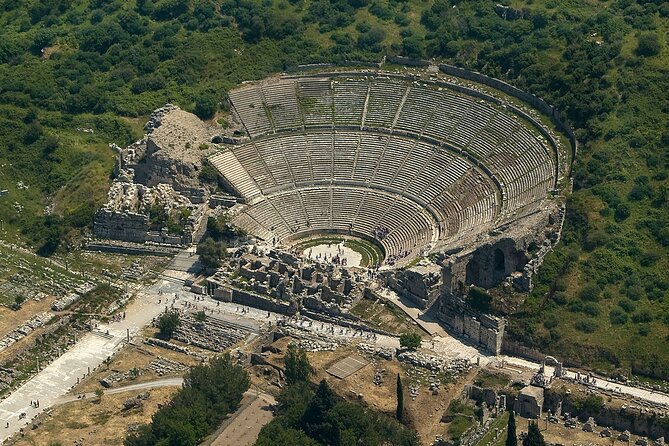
[[0, 0, 667, 377]]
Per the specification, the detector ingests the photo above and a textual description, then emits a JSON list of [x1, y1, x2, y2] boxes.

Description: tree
[[193, 94, 217, 120], [206, 215, 239, 241], [636, 33, 660, 57], [468, 286, 492, 312], [402, 35, 424, 58], [301, 380, 336, 443], [285, 344, 313, 385], [522, 422, 546, 446], [614, 202, 631, 221], [157, 311, 180, 339], [396, 374, 404, 422], [196, 237, 228, 268], [95, 388, 104, 401], [255, 423, 320, 446], [125, 354, 249, 446], [399, 332, 421, 350], [506, 411, 517, 446], [13, 294, 26, 309], [23, 122, 42, 144]]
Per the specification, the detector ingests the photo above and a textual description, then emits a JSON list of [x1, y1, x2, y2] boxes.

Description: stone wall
[[437, 295, 506, 354], [386, 55, 431, 67], [93, 210, 149, 243], [384, 263, 442, 309], [83, 241, 179, 256], [217, 287, 297, 315]]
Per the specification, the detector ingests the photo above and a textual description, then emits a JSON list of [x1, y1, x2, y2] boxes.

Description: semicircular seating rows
[[210, 74, 558, 264]]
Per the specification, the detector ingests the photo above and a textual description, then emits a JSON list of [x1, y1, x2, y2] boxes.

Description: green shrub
[[631, 309, 653, 323], [579, 283, 602, 302], [609, 308, 628, 325], [575, 320, 598, 333], [636, 33, 661, 56]]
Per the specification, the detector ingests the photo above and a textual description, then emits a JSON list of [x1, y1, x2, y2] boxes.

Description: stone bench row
[[232, 186, 437, 257]]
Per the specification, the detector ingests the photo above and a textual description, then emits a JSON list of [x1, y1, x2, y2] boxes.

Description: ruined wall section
[[383, 263, 442, 309], [206, 248, 366, 321], [436, 294, 506, 354], [93, 169, 207, 246], [93, 210, 149, 243], [95, 105, 220, 245], [439, 204, 564, 295]]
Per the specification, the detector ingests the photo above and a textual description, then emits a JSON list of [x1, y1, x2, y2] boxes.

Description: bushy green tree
[[636, 33, 661, 56], [301, 380, 336, 441], [157, 311, 180, 339], [193, 94, 217, 120], [125, 354, 249, 446], [257, 377, 419, 446], [399, 332, 421, 350], [285, 344, 313, 385], [196, 237, 228, 268], [468, 286, 492, 312]]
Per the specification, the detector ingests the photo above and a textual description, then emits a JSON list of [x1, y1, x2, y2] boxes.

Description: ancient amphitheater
[[210, 72, 570, 270]]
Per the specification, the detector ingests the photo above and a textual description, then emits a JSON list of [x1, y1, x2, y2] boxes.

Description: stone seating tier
[[219, 74, 560, 259]]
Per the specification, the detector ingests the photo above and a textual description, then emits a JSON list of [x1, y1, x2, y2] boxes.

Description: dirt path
[[203, 389, 276, 446], [53, 378, 184, 406]]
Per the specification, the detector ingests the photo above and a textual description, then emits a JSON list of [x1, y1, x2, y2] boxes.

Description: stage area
[[303, 241, 362, 267], [295, 236, 384, 267]]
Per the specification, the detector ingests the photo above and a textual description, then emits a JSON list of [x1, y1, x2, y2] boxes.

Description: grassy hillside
[[0, 0, 667, 377]]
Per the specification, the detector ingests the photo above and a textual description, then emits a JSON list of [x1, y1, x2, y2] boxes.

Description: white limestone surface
[[303, 241, 362, 267]]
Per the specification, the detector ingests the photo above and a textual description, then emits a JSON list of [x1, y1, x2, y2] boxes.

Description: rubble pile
[[373, 367, 386, 386], [445, 358, 472, 377], [409, 384, 419, 400], [170, 312, 251, 352], [397, 350, 447, 372], [144, 337, 191, 355], [0, 368, 19, 394], [122, 392, 150, 411], [144, 104, 179, 133], [281, 325, 343, 352], [0, 312, 55, 352], [458, 417, 495, 446], [0, 253, 93, 302], [51, 293, 82, 311], [51, 282, 96, 311], [122, 261, 145, 281], [100, 371, 126, 388], [105, 292, 132, 315], [428, 375, 441, 395], [148, 357, 188, 376], [357, 342, 393, 360]]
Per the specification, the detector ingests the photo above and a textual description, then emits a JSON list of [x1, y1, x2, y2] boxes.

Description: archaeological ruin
[[92, 69, 574, 354]]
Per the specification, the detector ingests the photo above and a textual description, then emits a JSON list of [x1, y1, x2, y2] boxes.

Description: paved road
[[0, 254, 192, 444], [501, 356, 669, 406]]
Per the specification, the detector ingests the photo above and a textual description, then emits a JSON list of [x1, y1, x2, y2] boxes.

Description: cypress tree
[[396, 374, 404, 421], [522, 422, 546, 446], [505, 411, 517, 446]]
